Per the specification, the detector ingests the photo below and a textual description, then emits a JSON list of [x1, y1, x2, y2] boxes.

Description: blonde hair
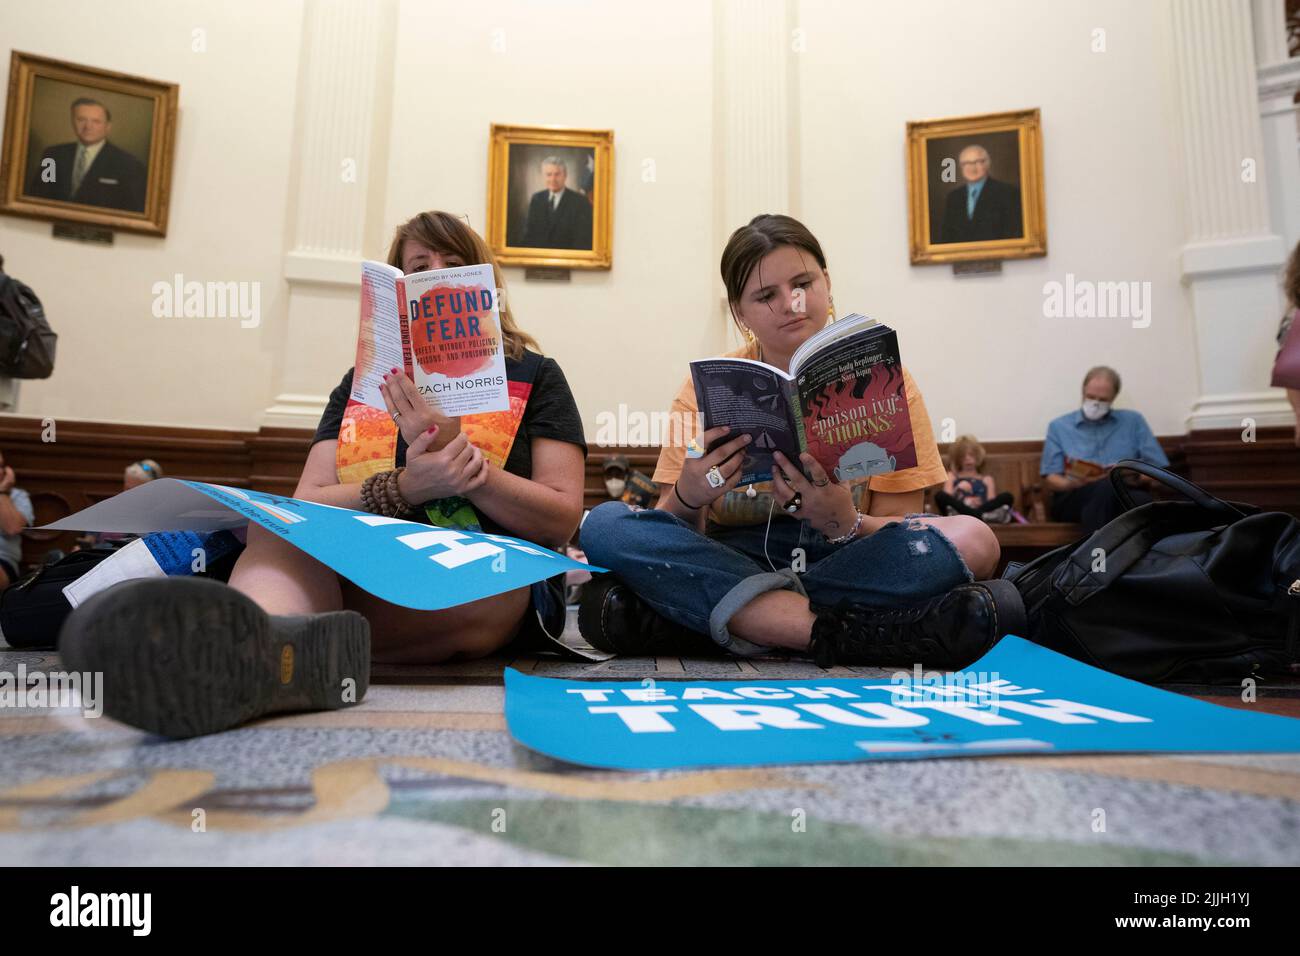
[[126, 459, 163, 482], [385, 211, 540, 361], [947, 435, 986, 472]]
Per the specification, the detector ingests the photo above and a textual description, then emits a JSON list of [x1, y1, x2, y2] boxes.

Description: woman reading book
[[580, 214, 1023, 666], [61, 211, 587, 737]]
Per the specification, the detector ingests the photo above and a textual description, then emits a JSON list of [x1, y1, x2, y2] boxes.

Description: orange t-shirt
[[652, 341, 948, 527]]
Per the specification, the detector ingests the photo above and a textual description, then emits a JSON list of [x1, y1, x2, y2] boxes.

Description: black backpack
[[1003, 459, 1300, 684], [0, 262, 57, 379]]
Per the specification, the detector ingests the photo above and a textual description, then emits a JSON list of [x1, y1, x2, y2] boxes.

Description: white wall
[[0, 0, 304, 429], [382, 0, 720, 440], [0, 0, 1221, 442], [796, 0, 1199, 440]]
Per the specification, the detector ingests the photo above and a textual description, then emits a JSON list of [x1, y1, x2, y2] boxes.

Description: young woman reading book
[[62, 211, 587, 737], [580, 214, 1023, 666]]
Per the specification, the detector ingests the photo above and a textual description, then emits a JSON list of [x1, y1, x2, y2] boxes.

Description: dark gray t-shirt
[[312, 351, 586, 534]]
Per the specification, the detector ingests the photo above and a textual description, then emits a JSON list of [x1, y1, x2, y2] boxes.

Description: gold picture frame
[[487, 123, 613, 269], [0, 51, 178, 237], [906, 108, 1045, 265]]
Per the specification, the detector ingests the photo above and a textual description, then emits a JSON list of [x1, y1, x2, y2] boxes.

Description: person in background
[[935, 435, 1015, 523], [125, 459, 163, 488], [1040, 366, 1168, 533], [0, 450, 34, 588], [602, 454, 657, 509], [1277, 240, 1300, 447]]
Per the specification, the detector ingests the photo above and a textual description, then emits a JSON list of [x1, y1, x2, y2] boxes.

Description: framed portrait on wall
[[487, 124, 613, 269], [906, 108, 1045, 264], [0, 52, 179, 236]]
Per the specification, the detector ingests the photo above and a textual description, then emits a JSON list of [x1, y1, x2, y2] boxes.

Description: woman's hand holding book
[[772, 451, 860, 541], [381, 369, 462, 451], [397, 426, 488, 504], [675, 426, 751, 509]]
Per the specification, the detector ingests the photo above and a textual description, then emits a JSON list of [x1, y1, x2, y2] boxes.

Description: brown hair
[[1285, 239, 1300, 312], [1082, 365, 1122, 397], [948, 435, 986, 472], [386, 211, 539, 360], [719, 214, 828, 336]]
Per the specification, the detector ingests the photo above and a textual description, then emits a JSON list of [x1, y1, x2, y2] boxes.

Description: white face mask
[[604, 478, 626, 499], [1081, 399, 1111, 421]]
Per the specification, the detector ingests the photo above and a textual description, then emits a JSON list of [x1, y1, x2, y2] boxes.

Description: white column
[[1253, 0, 1300, 253], [263, 0, 396, 428], [712, 0, 796, 350], [1174, 0, 1290, 430]]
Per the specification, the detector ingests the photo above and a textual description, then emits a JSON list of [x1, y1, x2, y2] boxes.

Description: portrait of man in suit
[[24, 96, 148, 213], [519, 155, 593, 250], [935, 143, 1023, 245]]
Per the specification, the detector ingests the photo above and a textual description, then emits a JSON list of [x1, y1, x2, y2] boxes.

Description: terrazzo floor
[[3, 611, 1299, 866]]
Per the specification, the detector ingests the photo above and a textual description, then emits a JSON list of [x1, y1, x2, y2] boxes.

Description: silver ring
[[813, 478, 829, 487], [706, 465, 725, 489], [392, 411, 402, 421]]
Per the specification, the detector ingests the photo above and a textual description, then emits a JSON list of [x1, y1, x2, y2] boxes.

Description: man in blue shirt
[[1040, 366, 1168, 532]]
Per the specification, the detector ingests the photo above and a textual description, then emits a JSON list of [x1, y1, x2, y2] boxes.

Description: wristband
[[673, 483, 705, 511]]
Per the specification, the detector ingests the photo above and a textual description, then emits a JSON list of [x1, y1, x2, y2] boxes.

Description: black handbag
[[0, 548, 117, 650], [1003, 459, 1300, 684]]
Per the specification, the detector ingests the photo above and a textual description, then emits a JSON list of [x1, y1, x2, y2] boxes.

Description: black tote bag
[[1004, 459, 1300, 683]]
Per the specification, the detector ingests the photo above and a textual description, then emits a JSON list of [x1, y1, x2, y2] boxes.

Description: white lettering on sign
[[566, 688, 615, 702], [567, 683, 1153, 734], [680, 687, 743, 701], [588, 705, 678, 732], [787, 686, 860, 700], [795, 703, 929, 727], [621, 687, 676, 702], [352, 516, 558, 570], [994, 699, 1151, 724], [733, 686, 796, 700], [689, 705, 823, 731]]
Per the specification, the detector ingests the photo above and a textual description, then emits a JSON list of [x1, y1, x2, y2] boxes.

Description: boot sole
[[58, 577, 370, 739]]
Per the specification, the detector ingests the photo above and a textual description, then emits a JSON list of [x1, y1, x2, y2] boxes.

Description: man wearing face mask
[[603, 455, 656, 509], [1040, 366, 1168, 532]]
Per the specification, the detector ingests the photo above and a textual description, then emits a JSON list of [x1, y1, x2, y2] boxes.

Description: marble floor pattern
[[3, 613, 1300, 866]]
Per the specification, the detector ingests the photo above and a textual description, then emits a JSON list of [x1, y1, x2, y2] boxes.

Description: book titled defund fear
[[350, 260, 509, 418]]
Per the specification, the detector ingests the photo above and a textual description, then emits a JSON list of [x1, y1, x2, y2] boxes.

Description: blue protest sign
[[43, 478, 601, 611], [506, 636, 1300, 769]]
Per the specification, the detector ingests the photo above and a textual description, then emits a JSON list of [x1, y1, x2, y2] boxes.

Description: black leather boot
[[807, 579, 1027, 668], [578, 574, 719, 657]]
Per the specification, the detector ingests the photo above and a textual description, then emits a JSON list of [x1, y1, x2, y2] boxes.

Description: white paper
[[63, 538, 166, 608]]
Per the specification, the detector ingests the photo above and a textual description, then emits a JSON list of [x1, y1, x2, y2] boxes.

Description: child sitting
[[935, 436, 1015, 523]]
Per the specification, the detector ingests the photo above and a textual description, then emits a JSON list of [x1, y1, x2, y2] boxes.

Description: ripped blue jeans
[[580, 502, 973, 655]]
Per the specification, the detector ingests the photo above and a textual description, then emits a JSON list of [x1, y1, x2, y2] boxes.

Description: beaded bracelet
[[387, 467, 414, 515], [360, 469, 415, 517], [360, 472, 382, 514]]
